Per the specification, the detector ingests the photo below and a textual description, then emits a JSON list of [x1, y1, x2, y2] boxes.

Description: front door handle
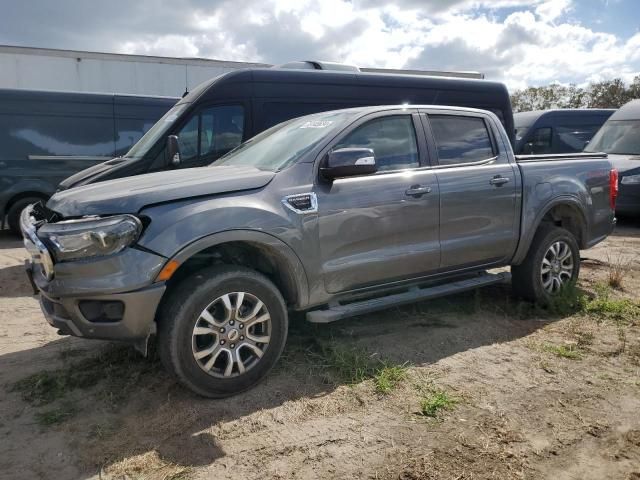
[[405, 185, 432, 197], [489, 176, 510, 187]]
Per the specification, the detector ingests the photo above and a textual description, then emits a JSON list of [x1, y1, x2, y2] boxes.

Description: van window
[[177, 105, 244, 166], [200, 105, 244, 159], [334, 115, 419, 172], [429, 115, 494, 165], [555, 125, 600, 152], [177, 115, 200, 163], [523, 127, 552, 154], [0, 114, 115, 159]]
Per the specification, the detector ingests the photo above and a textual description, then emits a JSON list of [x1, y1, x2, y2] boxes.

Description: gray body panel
[[25, 105, 616, 344]]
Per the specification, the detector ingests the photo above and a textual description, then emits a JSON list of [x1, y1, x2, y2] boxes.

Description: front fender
[[166, 229, 310, 308]]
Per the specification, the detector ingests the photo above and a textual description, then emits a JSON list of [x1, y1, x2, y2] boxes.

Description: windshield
[[585, 120, 640, 155], [124, 103, 189, 159], [215, 110, 360, 171]]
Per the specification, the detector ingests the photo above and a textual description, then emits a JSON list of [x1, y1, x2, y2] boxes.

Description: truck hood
[[47, 166, 275, 217], [58, 157, 130, 191], [607, 153, 640, 173]]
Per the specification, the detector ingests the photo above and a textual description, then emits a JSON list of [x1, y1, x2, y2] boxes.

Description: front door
[[316, 112, 440, 294], [423, 111, 518, 270]]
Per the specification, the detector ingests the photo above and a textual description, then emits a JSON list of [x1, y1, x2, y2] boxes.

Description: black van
[[514, 109, 614, 155], [60, 67, 514, 190], [0, 89, 177, 232]]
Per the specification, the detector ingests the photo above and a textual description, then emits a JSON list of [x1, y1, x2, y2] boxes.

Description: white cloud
[[2, 0, 639, 90], [534, 0, 572, 22]]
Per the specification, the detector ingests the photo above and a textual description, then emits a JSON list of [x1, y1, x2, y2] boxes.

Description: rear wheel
[[7, 197, 44, 234], [157, 265, 288, 398], [511, 225, 580, 303]]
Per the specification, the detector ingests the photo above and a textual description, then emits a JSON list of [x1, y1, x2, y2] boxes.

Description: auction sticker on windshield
[[300, 121, 333, 129]]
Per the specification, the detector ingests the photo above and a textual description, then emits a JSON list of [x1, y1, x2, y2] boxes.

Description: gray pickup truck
[[21, 105, 617, 397]]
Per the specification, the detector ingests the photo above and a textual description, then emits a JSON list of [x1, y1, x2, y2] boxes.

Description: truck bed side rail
[[515, 152, 608, 163]]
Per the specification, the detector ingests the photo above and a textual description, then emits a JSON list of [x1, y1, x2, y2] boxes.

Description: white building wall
[[0, 46, 268, 97]]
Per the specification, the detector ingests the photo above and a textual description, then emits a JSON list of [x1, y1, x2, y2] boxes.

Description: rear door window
[[429, 115, 494, 165]]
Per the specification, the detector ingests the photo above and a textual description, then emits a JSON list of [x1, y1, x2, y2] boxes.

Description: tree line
[[510, 76, 640, 112]]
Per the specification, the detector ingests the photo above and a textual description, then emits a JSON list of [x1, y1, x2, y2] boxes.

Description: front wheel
[[511, 225, 580, 304], [157, 265, 288, 398]]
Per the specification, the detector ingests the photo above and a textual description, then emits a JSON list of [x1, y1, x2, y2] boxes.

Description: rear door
[[316, 110, 441, 293], [421, 110, 518, 270]]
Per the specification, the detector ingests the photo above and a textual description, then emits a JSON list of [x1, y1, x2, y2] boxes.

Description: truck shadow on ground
[[0, 283, 573, 477], [0, 229, 22, 249]]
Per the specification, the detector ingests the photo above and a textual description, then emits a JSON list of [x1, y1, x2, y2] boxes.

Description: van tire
[[511, 225, 580, 304], [7, 197, 44, 234], [157, 265, 288, 398]]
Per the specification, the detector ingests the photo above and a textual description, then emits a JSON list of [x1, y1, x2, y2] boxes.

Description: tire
[[7, 197, 44, 234], [157, 265, 288, 398], [511, 225, 580, 304]]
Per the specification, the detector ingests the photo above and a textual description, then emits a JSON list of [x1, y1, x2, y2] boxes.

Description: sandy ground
[[0, 220, 639, 480]]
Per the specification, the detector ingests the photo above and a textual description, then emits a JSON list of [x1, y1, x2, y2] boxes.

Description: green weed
[[374, 364, 409, 394], [419, 390, 458, 417], [543, 343, 582, 360]]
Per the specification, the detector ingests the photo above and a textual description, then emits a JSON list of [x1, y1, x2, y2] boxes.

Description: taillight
[[609, 169, 619, 210]]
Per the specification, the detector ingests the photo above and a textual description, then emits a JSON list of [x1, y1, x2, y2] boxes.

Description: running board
[[306, 271, 511, 324]]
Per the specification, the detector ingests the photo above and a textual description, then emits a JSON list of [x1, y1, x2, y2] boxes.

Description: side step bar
[[306, 271, 511, 324]]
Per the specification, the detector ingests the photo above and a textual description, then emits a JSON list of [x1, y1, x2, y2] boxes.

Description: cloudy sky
[[1, 0, 639, 90]]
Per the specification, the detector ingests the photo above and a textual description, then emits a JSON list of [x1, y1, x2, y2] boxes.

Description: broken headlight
[[38, 215, 142, 262]]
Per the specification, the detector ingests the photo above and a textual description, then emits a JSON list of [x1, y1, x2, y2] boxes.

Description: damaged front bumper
[[20, 205, 167, 351]]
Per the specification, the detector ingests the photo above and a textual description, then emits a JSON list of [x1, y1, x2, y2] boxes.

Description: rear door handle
[[405, 185, 432, 197], [489, 176, 510, 186]]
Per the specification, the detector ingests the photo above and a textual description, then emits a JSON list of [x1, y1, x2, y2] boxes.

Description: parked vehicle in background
[[21, 105, 616, 397], [585, 100, 640, 216], [514, 109, 614, 154], [59, 67, 514, 190], [0, 88, 177, 233]]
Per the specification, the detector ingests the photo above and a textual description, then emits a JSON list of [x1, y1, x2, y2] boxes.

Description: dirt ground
[[1, 220, 639, 480]]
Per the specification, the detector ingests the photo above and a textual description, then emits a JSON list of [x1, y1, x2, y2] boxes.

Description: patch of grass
[[545, 285, 588, 317], [585, 295, 640, 325], [606, 251, 632, 290], [35, 402, 77, 426], [543, 343, 582, 360], [374, 364, 409, 394], [306, 341, 410, 391], [419, 390, 458, 418], [11, 345, 159, 407], [312, 344, 379, 384]]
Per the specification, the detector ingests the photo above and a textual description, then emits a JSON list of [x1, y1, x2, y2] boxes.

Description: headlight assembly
[[620, 174, 640, 185], [38, 215, 142, 262]]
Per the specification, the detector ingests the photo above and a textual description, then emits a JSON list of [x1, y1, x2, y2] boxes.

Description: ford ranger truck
[[21, 105, 617, 398]]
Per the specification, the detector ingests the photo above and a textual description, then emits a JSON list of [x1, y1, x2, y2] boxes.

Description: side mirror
[[321, 148, 377, 179], [167, 135, 181, 167]]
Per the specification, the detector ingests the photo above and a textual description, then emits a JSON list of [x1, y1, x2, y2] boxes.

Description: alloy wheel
[[191, 291, 271, 378]]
